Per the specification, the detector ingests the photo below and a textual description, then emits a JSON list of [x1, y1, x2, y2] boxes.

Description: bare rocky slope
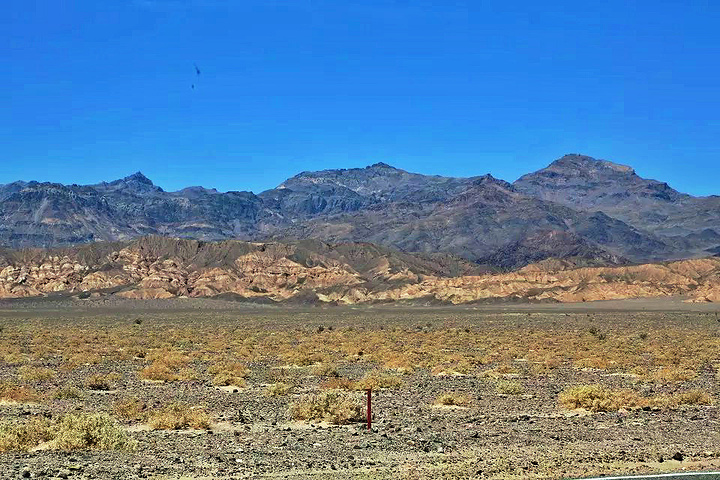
[[2, 236, 720, 304], [514, 154, 720, 253], [4, 154, 717, 268]]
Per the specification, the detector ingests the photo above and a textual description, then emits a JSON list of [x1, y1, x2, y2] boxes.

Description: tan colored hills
[[0, 237, 719, 304]]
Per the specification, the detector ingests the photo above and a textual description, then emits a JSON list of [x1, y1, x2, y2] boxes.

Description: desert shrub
[[139, 362, 177, 382], [140, 351, 196, 382], [114, 397, 147, 421], [496, 380, 524, 395], [208, 362, 249, 387], [493, 363, 519, 375], [17, 366, 55, 382], [311, 362, 339, 377], [0, 417, 54, 452], [320, 377, 355, 390], [433, 392, 471, 406], [49, 413, 136, 451], [140, 364, 197, 382], [267, 366, 304, 385], [282, 347, 326, 366], [289, 391, 364, 424], [64, 352, 101, 369], [384, 355, 415, 374], [147, 404, 211, 430], [671, 389, 713, 407], [84, 373, 120, 391], [430, 359, 473, 376], [559, 384, 646, 412], [354, 370, 403, 391], [264, 382, 292, 396], [530, 357, 562, 375], [480, 364, 519, 379], [49, 386, 84, 400], [653, 366, 696, 382], [0, 414, 135, 452], [0, 382, 40, 403]]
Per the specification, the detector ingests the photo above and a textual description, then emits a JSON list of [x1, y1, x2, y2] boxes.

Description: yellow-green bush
[[50, 413, 137, 451], [17, 366, 55, 382], [0, 382, 40, 403], [0, 413, 135, 452], [559, 385, 646, 412], [147, 404, 211, 430], [433, 392, 471, 406], [289, 391, 364, 424], [264, 382, 292, 396], [496, 380, 524, 395], [354, 370, 403, 391]]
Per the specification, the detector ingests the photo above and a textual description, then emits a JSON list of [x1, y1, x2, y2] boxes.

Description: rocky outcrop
[[0, 237, 719, 304], [513, 154, 720, 250], [5, 155, 717, 268]]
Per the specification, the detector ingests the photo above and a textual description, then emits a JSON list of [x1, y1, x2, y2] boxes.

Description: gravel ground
[[0, 300, 719, 479]]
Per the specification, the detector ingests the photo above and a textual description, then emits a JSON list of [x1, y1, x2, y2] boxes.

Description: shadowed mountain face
[[513, 154, 720, 242], [0, 155, 717, 268], [0, 173, 264, 247]]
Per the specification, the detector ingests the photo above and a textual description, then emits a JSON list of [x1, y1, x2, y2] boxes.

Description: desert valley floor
[[1, 297, 720, 479]]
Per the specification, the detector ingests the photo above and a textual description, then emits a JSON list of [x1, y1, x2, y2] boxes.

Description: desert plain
[[1, 297, 720, 479]]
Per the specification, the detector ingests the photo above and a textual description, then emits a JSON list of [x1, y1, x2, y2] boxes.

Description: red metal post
[[366, 388, 372, 430]]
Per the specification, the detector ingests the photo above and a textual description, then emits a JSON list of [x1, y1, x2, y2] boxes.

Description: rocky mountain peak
[[124, 172, 154, 185], [366, 162, 399, 170], [98, 172, 163, 194], [547, 154, 636, 176], [472, 173, 510, 187]]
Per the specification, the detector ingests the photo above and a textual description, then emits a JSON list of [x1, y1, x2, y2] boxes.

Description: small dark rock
[[672, 452, 684, 461]]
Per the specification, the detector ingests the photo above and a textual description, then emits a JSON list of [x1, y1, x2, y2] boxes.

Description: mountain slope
[[0, 173, 264, 248], [1, 156, 712, 268], [261, 169, 672, 264], [514, 154, 720, 248]]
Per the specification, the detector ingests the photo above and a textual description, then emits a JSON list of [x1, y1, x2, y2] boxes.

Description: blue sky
[[3, 1, 720, 195]]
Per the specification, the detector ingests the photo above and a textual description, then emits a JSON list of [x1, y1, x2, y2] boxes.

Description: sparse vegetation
[[114, 397, 147, 421], [311, 362, 339, 377], [560, 384, 714, 412], [0, 413, 135, 452], [0, 381, 40, 403], [496, 380, 524, 395], [49, 385, 84, 400], [559, 385, 647, 412], [264, 382, 292, 396], [433, 392, 471, 406], [49, 413, 137, 451], [354, 369, 403, 390], [85, 372, 120, 390], [208, 361, 249, 387], [17, 365, 55, 382], [0, 417, 53, 452], [670, 389, 713, 407], [289, 391, 364, 424], [1, 306, 719, 478], [320, 376, 355, 390], [139, 352, 196, 382], [147, 404, 211, 430]]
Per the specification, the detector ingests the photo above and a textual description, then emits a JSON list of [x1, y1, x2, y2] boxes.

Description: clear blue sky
[[3, 1, 720, 195]]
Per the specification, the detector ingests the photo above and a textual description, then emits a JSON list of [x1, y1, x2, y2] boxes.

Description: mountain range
[[1, 154, 718, 269]]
